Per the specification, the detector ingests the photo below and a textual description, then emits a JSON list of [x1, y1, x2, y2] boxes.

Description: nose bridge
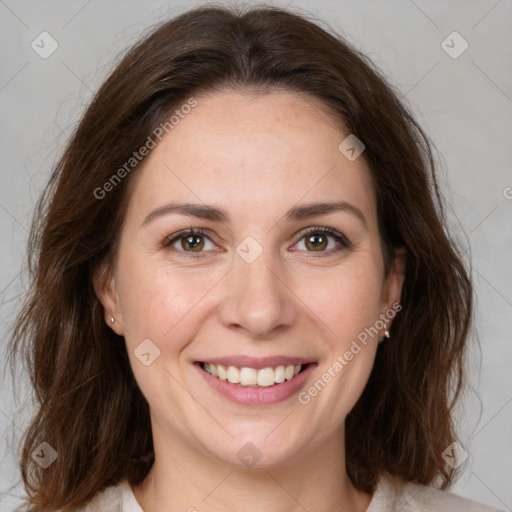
[[218, 240, 296, 338]]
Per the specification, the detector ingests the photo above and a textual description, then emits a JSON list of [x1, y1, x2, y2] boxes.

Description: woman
[[9, 5, 503, 511]]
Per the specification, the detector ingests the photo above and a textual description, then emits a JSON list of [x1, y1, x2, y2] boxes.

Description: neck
[[132, 422, 372, 512]]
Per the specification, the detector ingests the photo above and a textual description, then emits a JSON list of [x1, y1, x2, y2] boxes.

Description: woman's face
[[97, 90, 404, 469]]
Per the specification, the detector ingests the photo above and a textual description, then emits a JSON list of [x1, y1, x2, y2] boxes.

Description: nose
[[217, 247, 298, 339]]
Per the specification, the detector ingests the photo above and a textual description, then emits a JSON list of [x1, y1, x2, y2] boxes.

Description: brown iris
[[305, 233, 328, 251], [182, 234, 204, 252]]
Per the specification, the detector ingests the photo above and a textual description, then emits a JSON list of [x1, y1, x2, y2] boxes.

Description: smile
[[195, 357, 317, 406], [201, 362, 306, 387]]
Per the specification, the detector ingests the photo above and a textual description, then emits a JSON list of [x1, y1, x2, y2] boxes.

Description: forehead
[[124, 89, 377, 229]]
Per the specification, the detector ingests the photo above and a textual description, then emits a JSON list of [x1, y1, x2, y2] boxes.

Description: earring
[[379, 324, 390, 344], [111, 316, 115, 325]]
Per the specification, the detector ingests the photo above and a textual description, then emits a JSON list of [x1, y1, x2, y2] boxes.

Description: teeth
[[274, 365, 285, 383], [217, 364, 227, 381], [240, 367, 257, 385], [202, 362, 304, 387], [227, 366, 240, 384], [257, 367, 275, 387]]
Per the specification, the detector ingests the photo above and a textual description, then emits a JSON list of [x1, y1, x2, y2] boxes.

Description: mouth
[[194, 357, 317, 406], [199, 362, 310, 387]]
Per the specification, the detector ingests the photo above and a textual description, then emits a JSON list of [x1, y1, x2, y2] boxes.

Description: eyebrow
[[141, 201, 367, 228]]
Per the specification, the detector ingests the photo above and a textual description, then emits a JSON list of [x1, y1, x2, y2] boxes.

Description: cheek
[[298, 265, 382, 419], [116, 253, 218, 351], [115, 257, 209, 407], [296, 257, 384, 344]]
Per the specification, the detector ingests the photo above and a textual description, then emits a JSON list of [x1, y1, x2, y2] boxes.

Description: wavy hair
[[8, 5, 472, 510]]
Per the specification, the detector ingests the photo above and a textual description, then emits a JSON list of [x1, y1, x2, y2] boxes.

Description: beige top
[[75, 472, 504, 511]]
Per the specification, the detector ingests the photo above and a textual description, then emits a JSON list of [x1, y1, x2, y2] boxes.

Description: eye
[[292, 226, 351, 255], [161, 226, 351, 258], [162, 228, 216, 255]]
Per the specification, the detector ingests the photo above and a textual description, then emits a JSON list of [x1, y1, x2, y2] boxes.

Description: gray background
[[0, 0, 511, 510]]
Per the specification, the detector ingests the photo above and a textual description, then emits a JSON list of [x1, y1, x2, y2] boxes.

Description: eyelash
[[161, 226, 352, 259]]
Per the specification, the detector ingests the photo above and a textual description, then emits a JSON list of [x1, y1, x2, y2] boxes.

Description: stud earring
[[379, 323, 390, 344], [111, 316, 115, 325]]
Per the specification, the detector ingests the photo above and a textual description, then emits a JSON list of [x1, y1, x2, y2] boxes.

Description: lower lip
[[195, 363, 316, 406]]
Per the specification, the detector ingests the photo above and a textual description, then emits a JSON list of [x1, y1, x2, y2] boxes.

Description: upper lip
[[197, 356, 315, 369]]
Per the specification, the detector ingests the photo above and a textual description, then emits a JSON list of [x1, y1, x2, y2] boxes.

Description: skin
[[95, 89, 405, 512]]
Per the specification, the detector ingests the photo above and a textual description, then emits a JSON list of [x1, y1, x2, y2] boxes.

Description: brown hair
[[8, 4, 472, 510]]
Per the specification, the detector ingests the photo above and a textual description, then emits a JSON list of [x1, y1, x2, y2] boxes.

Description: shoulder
[[398, 479, 504, 512], [70, 481, 123, 512], [370, 472, 505, 512]]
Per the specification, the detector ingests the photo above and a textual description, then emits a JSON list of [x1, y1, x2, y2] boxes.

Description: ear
[[92, 260, 124, 335], [380, 246, 406, 326]]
